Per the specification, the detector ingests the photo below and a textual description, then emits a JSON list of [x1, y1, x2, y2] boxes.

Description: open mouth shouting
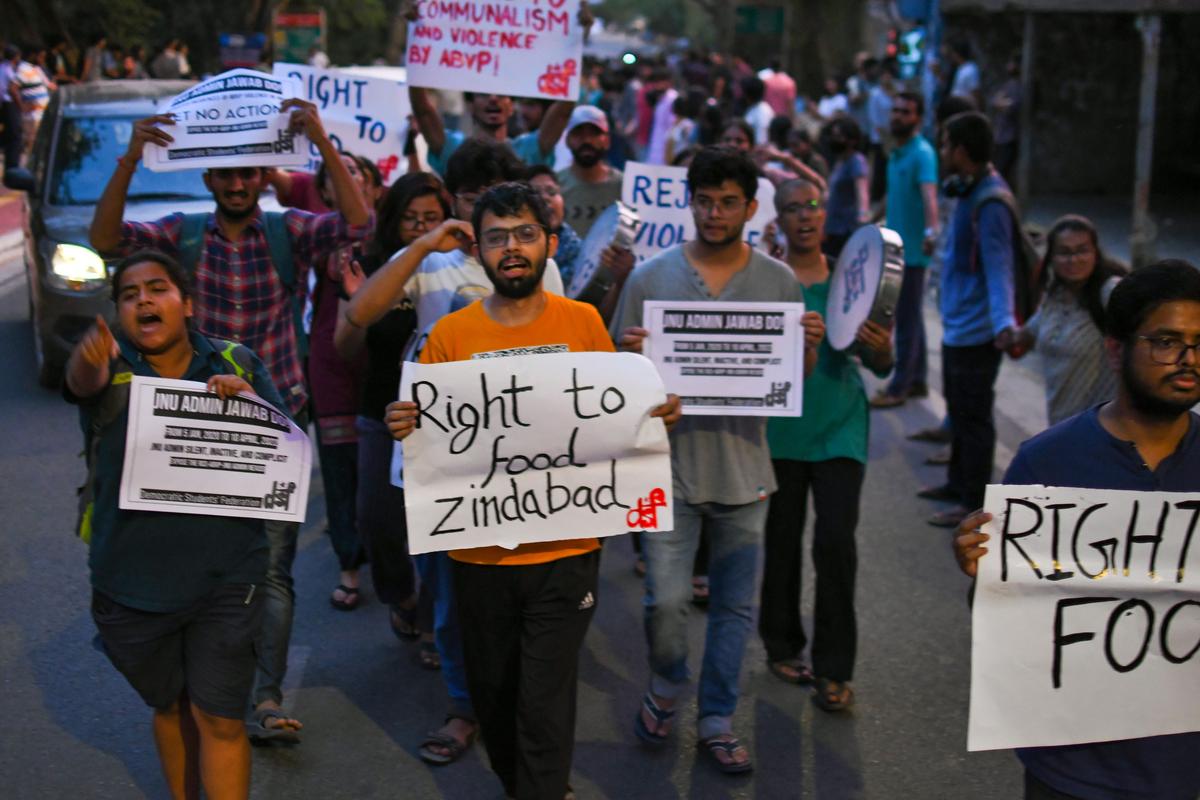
[[497, 256, 532, 280]]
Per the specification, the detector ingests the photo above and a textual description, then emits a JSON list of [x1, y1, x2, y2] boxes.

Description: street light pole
[[1130, 13, 1161, 268]]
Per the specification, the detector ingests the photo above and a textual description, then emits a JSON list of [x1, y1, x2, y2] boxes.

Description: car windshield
[[51, 116, 209, 205]]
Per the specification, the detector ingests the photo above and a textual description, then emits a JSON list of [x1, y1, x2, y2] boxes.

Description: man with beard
[[612, 147, 825, 774], [89, 99, 370, 744], [557, 105, 623, 240], [385, 181, 681, 800], [872, 91, 940, 408], [954, 260, 1200, 800]]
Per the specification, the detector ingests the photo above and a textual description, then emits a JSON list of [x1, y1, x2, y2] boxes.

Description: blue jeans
[[642, 497, 766, 739], [886, 265, 929, 396], [252, 518, 297, 707], [415, 552, 474, 722]]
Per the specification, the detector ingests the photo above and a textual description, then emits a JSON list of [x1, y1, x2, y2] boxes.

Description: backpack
[[969, 185, 1044, 325], [74, 339, 256, 544], [177, 212, 308, 358]]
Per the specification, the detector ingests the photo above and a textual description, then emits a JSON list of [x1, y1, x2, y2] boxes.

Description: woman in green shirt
[[759, 179, 894, 712]]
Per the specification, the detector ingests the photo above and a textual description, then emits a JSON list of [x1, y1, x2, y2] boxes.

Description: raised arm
[[282, 99, 369, 227], [409, 86, 447, 157], [89, 114, 175, 254]]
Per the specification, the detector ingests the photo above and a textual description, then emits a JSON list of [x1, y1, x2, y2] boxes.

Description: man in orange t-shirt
[[387, 182, 680, 800]]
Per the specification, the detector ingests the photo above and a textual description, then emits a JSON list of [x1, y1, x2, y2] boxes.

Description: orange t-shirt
[[419, 292, 616, 566]]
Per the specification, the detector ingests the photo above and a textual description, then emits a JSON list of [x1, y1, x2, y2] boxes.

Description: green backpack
[[74, 339, 256, 544]]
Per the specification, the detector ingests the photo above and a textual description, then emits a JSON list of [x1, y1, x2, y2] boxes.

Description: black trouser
[[943, 342, 1003, 510], [1024, 770, 1082, 800], [453, 551, 599, 800], [886, 265, 929, 397], [759, 458, 864, 681]]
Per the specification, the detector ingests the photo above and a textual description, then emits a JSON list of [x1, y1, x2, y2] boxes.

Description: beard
[[1122, 348, 1200, 419], [891, 121, 917, 138], [571, 144, 602, 168], [696, 223, 745, 248], [486, 255, 547, 299], [214, 193, 258, 220]]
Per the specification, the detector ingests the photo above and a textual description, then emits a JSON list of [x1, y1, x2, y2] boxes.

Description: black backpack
[[968, 186, 1044, 325]]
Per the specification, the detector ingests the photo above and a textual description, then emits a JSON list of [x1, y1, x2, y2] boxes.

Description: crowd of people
[[30, 21, 1197, 800]]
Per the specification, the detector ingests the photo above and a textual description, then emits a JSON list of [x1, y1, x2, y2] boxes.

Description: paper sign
[[968, 484, 1200, 751], [620, 162, 776, 264], [145, 68, 309, 172], [272, 63, 412, 185], [643, 301, 805, 417], [398, 351, 673, 554], [405, 0, 583, 101], [119, 377, 312, 522]]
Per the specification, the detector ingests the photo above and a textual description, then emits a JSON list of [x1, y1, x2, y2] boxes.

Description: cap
[[567, 105, 609, 135]]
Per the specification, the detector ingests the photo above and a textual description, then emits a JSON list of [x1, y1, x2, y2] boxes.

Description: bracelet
[[342, 307, 364, 329]]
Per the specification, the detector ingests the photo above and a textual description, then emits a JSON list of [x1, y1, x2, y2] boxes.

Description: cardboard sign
[[272, 63, 412, 185], [969, 484, 1200, 751], [642, 301, 805, 416], [398, 351, 673, 554], [405, 0, 583, 101], [144, 69, 309, 172], [119, 377, 312, 522], [620, 161, 776, 264]]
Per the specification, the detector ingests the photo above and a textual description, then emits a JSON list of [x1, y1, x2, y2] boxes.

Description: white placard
[[144, 69, 309, 172], [969, 484, 1200, 751], [398, 351, 673, 554], [272, 63, 412, 185], [642, 301, 804, 417], [620, 162, 776, 264], [119, 377, 312, 522], [405, 0, 583, 101]]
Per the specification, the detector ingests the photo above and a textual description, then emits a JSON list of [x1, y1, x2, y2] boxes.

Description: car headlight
[[50, 243, 107, 286]]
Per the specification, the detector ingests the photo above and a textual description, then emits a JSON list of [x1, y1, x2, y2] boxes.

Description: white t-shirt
[[745, 101, 775, 146], [951, 61, 980, 99], [818, 93, 849, 118]]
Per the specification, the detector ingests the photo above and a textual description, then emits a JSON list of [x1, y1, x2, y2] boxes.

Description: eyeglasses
[[691, 196, 747, 216], [401, 213, 442, 229], [780, 200, 823, 216], [1138, 336, 1200, 366], [1052, 246, 1095, 261], [211, 167, 261, 181], [480, 223, 546, 250]]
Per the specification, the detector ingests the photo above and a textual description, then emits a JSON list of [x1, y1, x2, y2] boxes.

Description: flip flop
[[418, 640, 441, 671], [390, 606, 419, 640], [812, 677, 855, 712], [633, 692, 675, 746], [418, 719, 477, 765], [246, 706, 301, 745], [768, 658, 814, 685], [696, 735, 753, 774], [330, 584, 360, 611]]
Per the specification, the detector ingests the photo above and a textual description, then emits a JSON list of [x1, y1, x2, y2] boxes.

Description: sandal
[[418, 718, 477, 765], [633, 692, 675, 746], [812, 677, 855, 712], [418, 640, 441, 671], [691, 576, 710, 607], [330, 584, 360, 611], [390, 606, 419, 640], [768, 658, 814, 685], [246, 706, 301, 745], [696, 735, 753, 774]]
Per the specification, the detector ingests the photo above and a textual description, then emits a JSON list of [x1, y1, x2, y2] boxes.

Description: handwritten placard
[[968, 484, 1200, 751], [620, 162, 776, 264], [119, 377, 312, 522], [397, 351, 673, 554], [272, 63, 412, 185], [145, 68, 308, 172], [405, 0, 583, 100]]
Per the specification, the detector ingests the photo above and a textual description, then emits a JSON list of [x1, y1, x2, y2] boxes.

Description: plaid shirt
[[118, 208, 369, 415]]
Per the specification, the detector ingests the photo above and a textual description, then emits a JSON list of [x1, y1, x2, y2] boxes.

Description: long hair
[[367, 172, 453, 270], [1038, 214, 1128, 331]]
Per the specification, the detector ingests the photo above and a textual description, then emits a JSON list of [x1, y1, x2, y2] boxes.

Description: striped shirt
[[119, 209, 369, 415]]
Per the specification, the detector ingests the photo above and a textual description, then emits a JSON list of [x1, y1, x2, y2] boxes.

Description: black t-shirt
[[359, 255, 417, 420]]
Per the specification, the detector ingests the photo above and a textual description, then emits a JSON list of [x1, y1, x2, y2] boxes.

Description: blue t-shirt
[[1005, 407, 1200, 800], [939, 169, 1017, 346], [427, 129, 553, 176], [72, 333, 287, 613], [825, 152, 869, 236], [885, 135, 938, 267], [553, 221, 583, 289]]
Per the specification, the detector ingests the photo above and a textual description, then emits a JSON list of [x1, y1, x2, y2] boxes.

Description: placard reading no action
[[643, 301, 805, 416], [119, 377, 312, 522]]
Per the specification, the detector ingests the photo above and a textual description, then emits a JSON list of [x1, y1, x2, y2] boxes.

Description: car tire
[[28, 281, 63, 390]]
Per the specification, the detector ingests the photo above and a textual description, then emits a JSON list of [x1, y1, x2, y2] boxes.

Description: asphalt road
[[0, 246, 1039, 799]]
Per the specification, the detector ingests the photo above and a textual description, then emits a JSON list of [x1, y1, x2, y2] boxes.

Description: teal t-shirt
[[767, 279, 872, 464], [427, 129, 552, 176], [885, 134, 938, 267]]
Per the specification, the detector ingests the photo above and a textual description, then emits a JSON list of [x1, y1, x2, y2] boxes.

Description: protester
[[612, 146, 824, 774], [342, 138, 564, 766], [787, 127, 830, 180], [822, 117, 870, 258], [762, 59, 797, 119], [872, 91, 940, 408], [946, 39, 982, 107], [1001, 215, 1127, 425], [990, 54, 1022, 186], [665, 92, 700, 166], [88, 98, 371, 743], [760, 178, 893, 710], [953, 259, 1200, 800], [816, 77, 849, 120], [81, 34, 106, 82], [917, 111, 1015, 528], [124, 45, 149, 79], [17, 48, 55, 158], [150, 40, 182, 80], [865, 61, 894, 203], [526, 165, 582, 287], [387, 181, 681, 800], [557, 105, 623, 237], [645, 67, 679, 165], [742, 76, 774, 146], [66, 250, 286, 800], [0, 45, 24, 169]]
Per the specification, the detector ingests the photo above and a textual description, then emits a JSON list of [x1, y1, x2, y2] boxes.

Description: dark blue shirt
[[71, 332, 287, 613], [1005, 406, 1200, 800]]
